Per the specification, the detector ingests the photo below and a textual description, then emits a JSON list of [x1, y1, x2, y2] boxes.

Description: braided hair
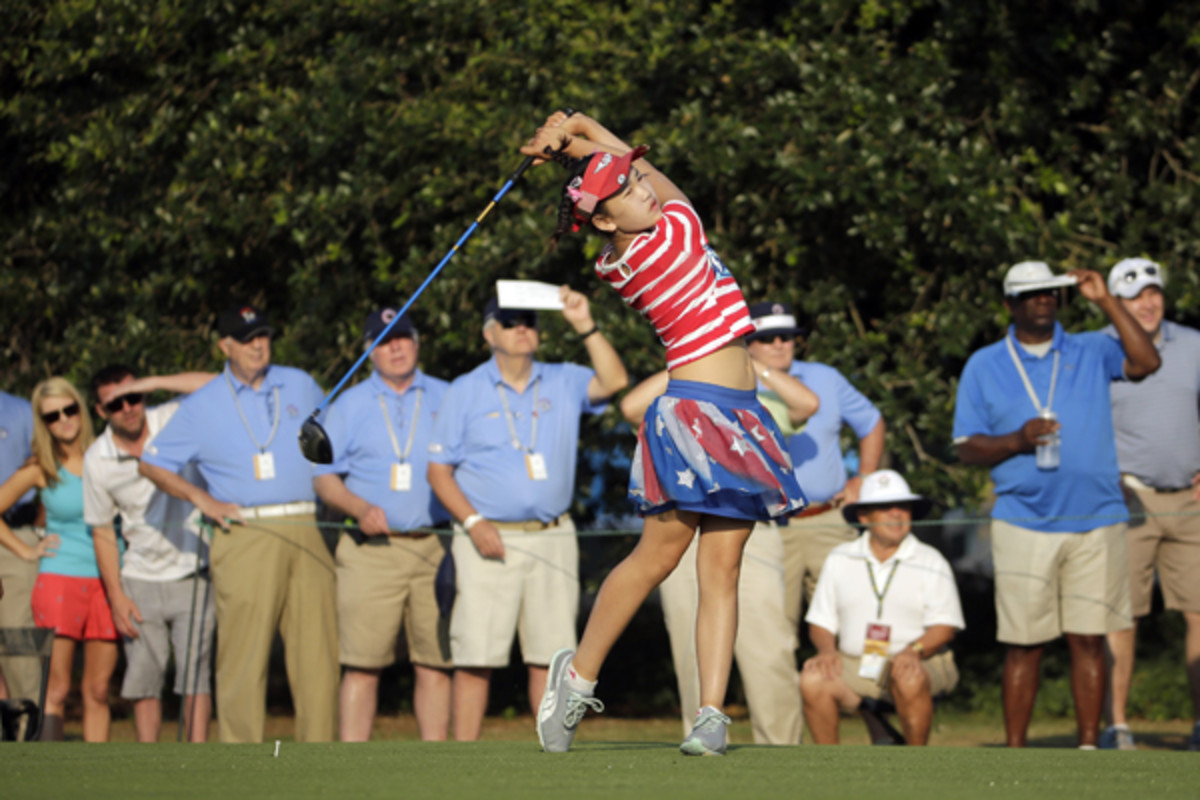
[[546, 146, 595, 249]]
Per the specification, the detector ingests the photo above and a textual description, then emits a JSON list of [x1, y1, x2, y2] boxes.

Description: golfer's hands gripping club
[[521, 107, 581, 165]]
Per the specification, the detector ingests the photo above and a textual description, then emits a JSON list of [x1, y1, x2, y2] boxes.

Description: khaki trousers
[[209, 514, 338, 743], [0, 527, 42, 702], [779, 506, 858, 632], [660, 522, 802, 745]]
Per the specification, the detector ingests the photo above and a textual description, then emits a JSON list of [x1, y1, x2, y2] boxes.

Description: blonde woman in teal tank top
[[0, 377, 117, 741]]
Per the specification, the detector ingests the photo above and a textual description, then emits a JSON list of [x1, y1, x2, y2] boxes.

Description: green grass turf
[[5, 741, 1197, 800]]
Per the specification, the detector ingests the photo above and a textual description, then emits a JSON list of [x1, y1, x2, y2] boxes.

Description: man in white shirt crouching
[[800, 470, 964, 745]]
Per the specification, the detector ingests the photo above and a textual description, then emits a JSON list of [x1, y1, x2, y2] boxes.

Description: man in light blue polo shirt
[[427, 287, 628, 741], [313, 308, 453, 742], [746, 302, 887, 633], [0, 390, 38, 707], [953, 262, 1159, 749], [139, 304, 338, 743], [1100, 258, 1200, 751]]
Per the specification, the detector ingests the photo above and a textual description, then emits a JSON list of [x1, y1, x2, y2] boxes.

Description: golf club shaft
[[311, 155, 536, 416]]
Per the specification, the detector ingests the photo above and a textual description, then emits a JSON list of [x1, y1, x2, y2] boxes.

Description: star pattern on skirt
[[676, 469, 696, 489]]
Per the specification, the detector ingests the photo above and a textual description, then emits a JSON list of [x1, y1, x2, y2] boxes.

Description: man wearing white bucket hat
[[953, 261, 1160, 749], [1100, 258, 1200, 751], [800, 470, 963, 745]]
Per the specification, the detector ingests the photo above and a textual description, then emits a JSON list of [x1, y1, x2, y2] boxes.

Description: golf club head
[[298, 414, 334, 464]]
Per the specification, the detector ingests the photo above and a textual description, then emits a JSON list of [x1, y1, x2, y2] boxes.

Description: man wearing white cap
[[801, 470, 963, 745], [743, 302, 886, 634], [953, 262, 1159, 748], [1101, 258, 1200, 751]]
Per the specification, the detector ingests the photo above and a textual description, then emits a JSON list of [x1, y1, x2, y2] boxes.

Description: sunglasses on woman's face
[[102, 393, 144, 414], [41, 402, 81, 425]]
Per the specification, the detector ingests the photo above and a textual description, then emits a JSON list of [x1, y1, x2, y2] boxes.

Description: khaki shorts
[[840, 650, 959, 703], [335, 533, 451, 669], [449, 516, 578, 668], [991, 519, 1133, 645], [1122, 481, 1200, 616]]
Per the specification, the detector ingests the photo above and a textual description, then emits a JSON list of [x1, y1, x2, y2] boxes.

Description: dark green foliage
[[5, 0, 1198, 516]]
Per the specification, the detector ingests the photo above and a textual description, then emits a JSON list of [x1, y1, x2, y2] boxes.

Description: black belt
[[3, 503, 37, 529]]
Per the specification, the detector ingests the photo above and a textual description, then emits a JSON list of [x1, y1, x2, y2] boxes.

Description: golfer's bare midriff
[[668, 340, 756, 391]]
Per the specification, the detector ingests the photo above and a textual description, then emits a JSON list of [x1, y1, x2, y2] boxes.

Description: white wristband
[[461, 513, 484, 531]]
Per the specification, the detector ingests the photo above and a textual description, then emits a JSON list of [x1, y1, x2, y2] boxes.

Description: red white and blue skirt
[[629, 380, 808, 521]]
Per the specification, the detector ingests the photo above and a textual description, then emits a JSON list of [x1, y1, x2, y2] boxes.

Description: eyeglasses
[[41, 403, 81, 425], [498, 316, 538, 330], [750, 334, 794, 345], [102, 393, 144, 414], [1120, 264, 1159, 283]]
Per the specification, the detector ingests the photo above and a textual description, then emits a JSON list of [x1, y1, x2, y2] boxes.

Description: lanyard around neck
[[865, 558, 901, 620], [378, 387, 422, 463], [1005, 333, 1060, 415], [496, 378, 539, 453], [224, 370, 280, 453]]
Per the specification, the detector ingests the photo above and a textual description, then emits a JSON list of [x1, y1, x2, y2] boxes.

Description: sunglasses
[[102, 393, 144, 414], [41, 402, 81, 425], [498, 316, 538, 330], [1120, 264, 1159, 283], [750, 334, 795, 345]]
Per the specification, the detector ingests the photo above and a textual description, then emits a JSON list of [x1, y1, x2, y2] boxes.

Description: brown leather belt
[[490, 513, 570, 532], [791, 502, 835, 520], [351, 528, 437, 545]]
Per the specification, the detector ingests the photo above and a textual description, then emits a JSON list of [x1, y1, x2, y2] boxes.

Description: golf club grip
[[509, 108, 575, 183]]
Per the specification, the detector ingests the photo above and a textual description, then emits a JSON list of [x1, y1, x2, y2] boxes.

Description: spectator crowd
[[1, 257, 1198, 751]]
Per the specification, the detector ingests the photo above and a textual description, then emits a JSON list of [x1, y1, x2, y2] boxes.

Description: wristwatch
[[910, 641, 926, 657]]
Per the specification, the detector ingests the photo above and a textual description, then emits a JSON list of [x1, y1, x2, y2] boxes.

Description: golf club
[[299, 113, 572, 463]]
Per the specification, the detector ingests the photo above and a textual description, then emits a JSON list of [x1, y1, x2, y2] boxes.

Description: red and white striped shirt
[[595, 201, 754, 370]]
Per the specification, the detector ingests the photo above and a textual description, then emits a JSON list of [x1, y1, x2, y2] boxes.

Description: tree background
[[3, 0, 1199, 719]]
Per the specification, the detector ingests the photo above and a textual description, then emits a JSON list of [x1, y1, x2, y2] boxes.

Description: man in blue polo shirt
[[313, 308, 453, 742], [1100, 258, 1200, 751], [0, 390, 38, 708], [953, 262, 1159, 748], [139, 304, 338, 743], [427, 287, 627, 741], [746, 302, 886, 633]]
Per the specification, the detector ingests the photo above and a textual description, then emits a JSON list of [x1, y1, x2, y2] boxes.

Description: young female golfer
[[521, 111, 807, 755], [0, 377, 117, 741]]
